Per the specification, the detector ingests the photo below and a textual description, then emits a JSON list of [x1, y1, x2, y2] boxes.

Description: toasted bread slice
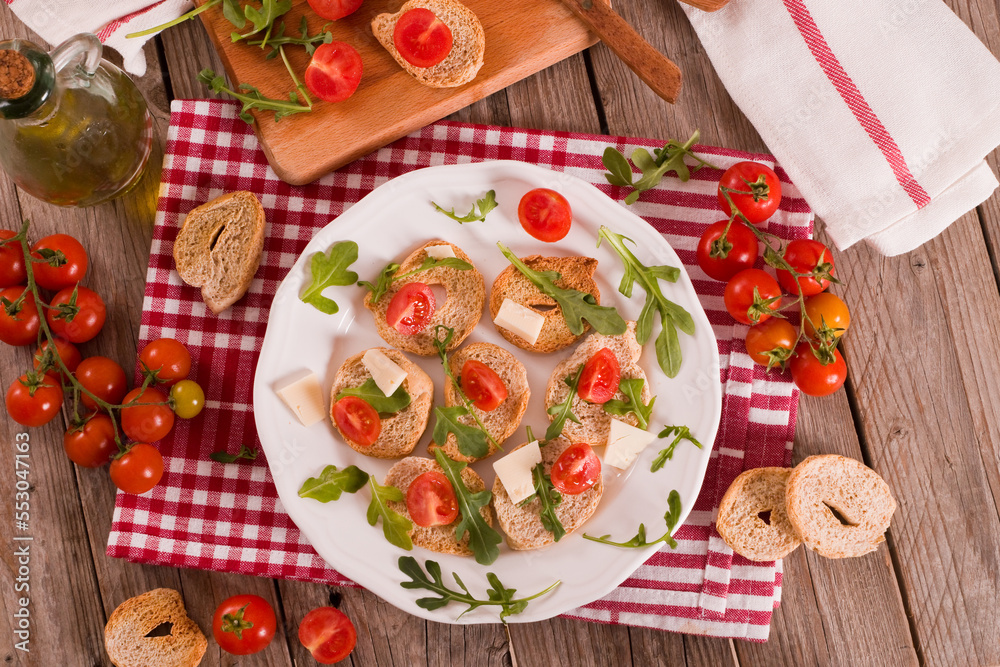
[[173, 191, 265, 314], [372, 0, 485, 88], [490, 255, 601, 353], [492, 439, 604, 550], [364, 240, 485, 356], [716, 467, 802, 562], [104, 588, 207, 667], [430, 342, 530, 462], [785, 455, 896, 559], [385, 456, 494, 556], [329, 347, 433, 458], [544, 321, 650, 446]]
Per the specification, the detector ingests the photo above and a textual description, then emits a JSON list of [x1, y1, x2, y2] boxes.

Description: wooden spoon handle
[[676, 0, 730, 11], [560, 0, 682, 104]]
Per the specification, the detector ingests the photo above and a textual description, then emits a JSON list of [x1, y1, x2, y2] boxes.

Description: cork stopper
[[0, 50, 34, 100]]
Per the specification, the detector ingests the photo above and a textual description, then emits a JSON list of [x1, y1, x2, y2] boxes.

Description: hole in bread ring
[[757, 510, 772, 525], [823, 502, 856, 527], [208, 223, 225, 251], [145, 621, 174, 638]]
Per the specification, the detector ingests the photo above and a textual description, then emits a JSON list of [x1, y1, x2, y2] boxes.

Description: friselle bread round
[[104, 588, 207, 667], [785, 454, 897, 559], [716, 467, 802, 562]]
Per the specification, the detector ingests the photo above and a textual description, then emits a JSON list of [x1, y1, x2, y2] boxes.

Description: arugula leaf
[[583, 490, 682, 549], [601, 131, 719, 205], [222, 0, 246, 28], [366, 477, 413, 551], [519, 463, 565, 541], [497, 243, 625, 337], [209, 443, 258, 464], [358, 263, 399, 304], [298, 465, 370, 502], [432, 190, 498, 223], [433, 449, 502, 565], [234, 0, 292, 45], [598, 227, 694, 378], [603, 378, 655, 430], [545, 365, 583, 442], [650, 425, 703, 472], [249, 16, 332, 55], [337, 379, 410, 415], [299, 240, 360, 314], [360, 256, 472, 304], [126, 0, 229, 38], [197, 69, 311, 123]]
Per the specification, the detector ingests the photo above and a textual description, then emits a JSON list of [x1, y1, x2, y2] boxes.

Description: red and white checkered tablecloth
[[107, 99, 810, 641]]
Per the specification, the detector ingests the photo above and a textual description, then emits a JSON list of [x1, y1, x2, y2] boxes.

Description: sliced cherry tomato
[[550, 442, 601, 495], [696, 220, 759, 282], [386, 282, 435, 335], [723, 268, 782, 325], [64, 414, 116, 468], [776, 239, 835, 296], [0, 229, 27, 287], [139, 337, 192, 385], [121, 387, 175, 443], [6, 373, 63, 427], [393, 8, 453, 68], [30, 234, 88, 291], [717, 161, 782, 224], [47, 285, 106, 343], [76, 356, 128, 411], [110, 443, 164, 495], [305, 41, 363, 104], [299, 607, 357, 665], [34, 336, 81, 379], [518, 188, 572, 242], [406, 470, 460, 527], [0, 286, 40, 346], [745, 318, 797, 369], [789, 343, 846, 397], [332, 396, 380, 446], [803, 292, 851, 342], [577, 347, 621, 404], [170, 380, 205, 419], [213, 594, 276, 656], [459, 359, 507, 411], [306, 0, 363, 21]]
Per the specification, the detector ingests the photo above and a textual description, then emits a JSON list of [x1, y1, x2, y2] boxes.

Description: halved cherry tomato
[[723, 268, 782, 325], [578, 347, 620, 404], [789, 342, 847, 397], [305, 42, 363, 103], [110, 443, 164, 495], [776, 239, 835, 296], [518, 188, 572, 242], [47, 285, 106, 343], [121, 387, 175, 443], [332, 396, 380, 446], [30, 234, 88, 291], [0, 286, 40, 346], [64, 414, 116, 468], [550, 442, 601, 495], [745, 318, 797, 368], [34, 336, 81, 379], [393, 8, 453, 68], [299, 607, 357, 665], [6, 373, 63, 427], [139, 337, 192, 385], [459, 359, 507, 411], [306, 0, 363, 21], [386, 282, 435, 335], [0, 230, 27, 287], [718, 161, 782, 224], [213, 594, 276, 656], [76, 356, 128, 411], [406, 470, 459, 527], [803, 292, 850, 341], [696, 220, 759, 282]]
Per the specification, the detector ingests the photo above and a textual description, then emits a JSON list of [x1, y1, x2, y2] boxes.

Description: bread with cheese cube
[[329, 348, 433, 458], [716, 467, 802, 562], [544, 321, 651, 446], [365, 240, 485, 356], [491, 438, 604, 550], [489, 255, 601, 353]]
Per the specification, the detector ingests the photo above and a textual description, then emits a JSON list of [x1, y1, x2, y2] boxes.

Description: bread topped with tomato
[[364, 240, 485, 356], [329, 347, 433, 459]]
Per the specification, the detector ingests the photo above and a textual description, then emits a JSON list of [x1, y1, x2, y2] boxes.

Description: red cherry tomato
[[459, 359, 507, 411], [0, 286, 40, 346], [47, 285, 106, 343], [298, 607, 357, 665], [305, 42, 363, 103], [406, 470, 460, 527], [789, 342, 847, 397], [393, 8, 453, 68], [723, 268, 782, 325], [577, 347, 621, 404], [550, 442, 601, 495], [717, 161, 782, 224], [110, 443, 164, 495], [30, 234, 88, 291], [803, 292, 851, 341], [5, 373, 63, 427], [745, 318, 797, 368], [306, 0, 363, 20], [64, 414, 116, 468], [332, 396, 380, 446], [34, 336, 81, 379], [386, 282, 435, 335], [121, 387, 175, 443], [139, 337, 192, 385], [76, 356, 128, 411], [776, 239, 835, 297], [696, 220, 759, 282], [212, 594, 276, 656], [518, 188, 572, 242], [0, 230, 27, 287]]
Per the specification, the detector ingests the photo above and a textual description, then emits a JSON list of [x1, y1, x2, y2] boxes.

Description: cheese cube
[[492, 441, 543, 504], [425, 244, 456, 259], [276, 372, 326, 427], [493, 299, 545, 346], [604, 419, 657, 470], [362, 349, 407, 397]]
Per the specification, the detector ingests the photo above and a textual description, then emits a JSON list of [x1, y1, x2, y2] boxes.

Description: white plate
[[253, 161, 722, 624]]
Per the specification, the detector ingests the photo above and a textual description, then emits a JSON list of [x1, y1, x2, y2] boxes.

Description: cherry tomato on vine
[[332, 396, 380, 446], [34, 337, 82, 380], [776, 239, 835, 296], [30, 234, 88, 291], [550, 442, 601, 495], [6, 373, 63, 427], [0, 286, 40, 346], [64, 414, 116, 468], [386, 282, 435, 335], [803, 292, 851, 341], [577, 347, 621, 404], [723, 269, 782, 325], [518, 188, 572, 242], [76, 356, 128, 411], [213, 594, 276, 656], [305, 42, 363, 104], [47, 285, 106, 343], [121, 387, 175, 443], [789, 342, 847, 397], [0, 229, 27, 287], [393, 8, 453, 68], [170, 380, 205, 419], [696, 220, 759, 282], [306, 0, 363, 21], [110, 443, 163, 495], [745, 318, 797, 369], [459, 359, 507, 411], [139, 337, 191, 385], [299, 607, 357, 665], [717, 161, 782, 224], [406, 470, 459, 527]]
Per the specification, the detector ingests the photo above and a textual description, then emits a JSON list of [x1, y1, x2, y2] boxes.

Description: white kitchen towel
[[6, 0, 192, 76], [684, 0, 1000, 256]]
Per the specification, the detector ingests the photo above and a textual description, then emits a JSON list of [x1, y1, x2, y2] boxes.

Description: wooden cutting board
[[196, 0, 600, 185]]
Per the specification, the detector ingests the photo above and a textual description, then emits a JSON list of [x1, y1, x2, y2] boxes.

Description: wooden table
[[1, 1, 999, 665]]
